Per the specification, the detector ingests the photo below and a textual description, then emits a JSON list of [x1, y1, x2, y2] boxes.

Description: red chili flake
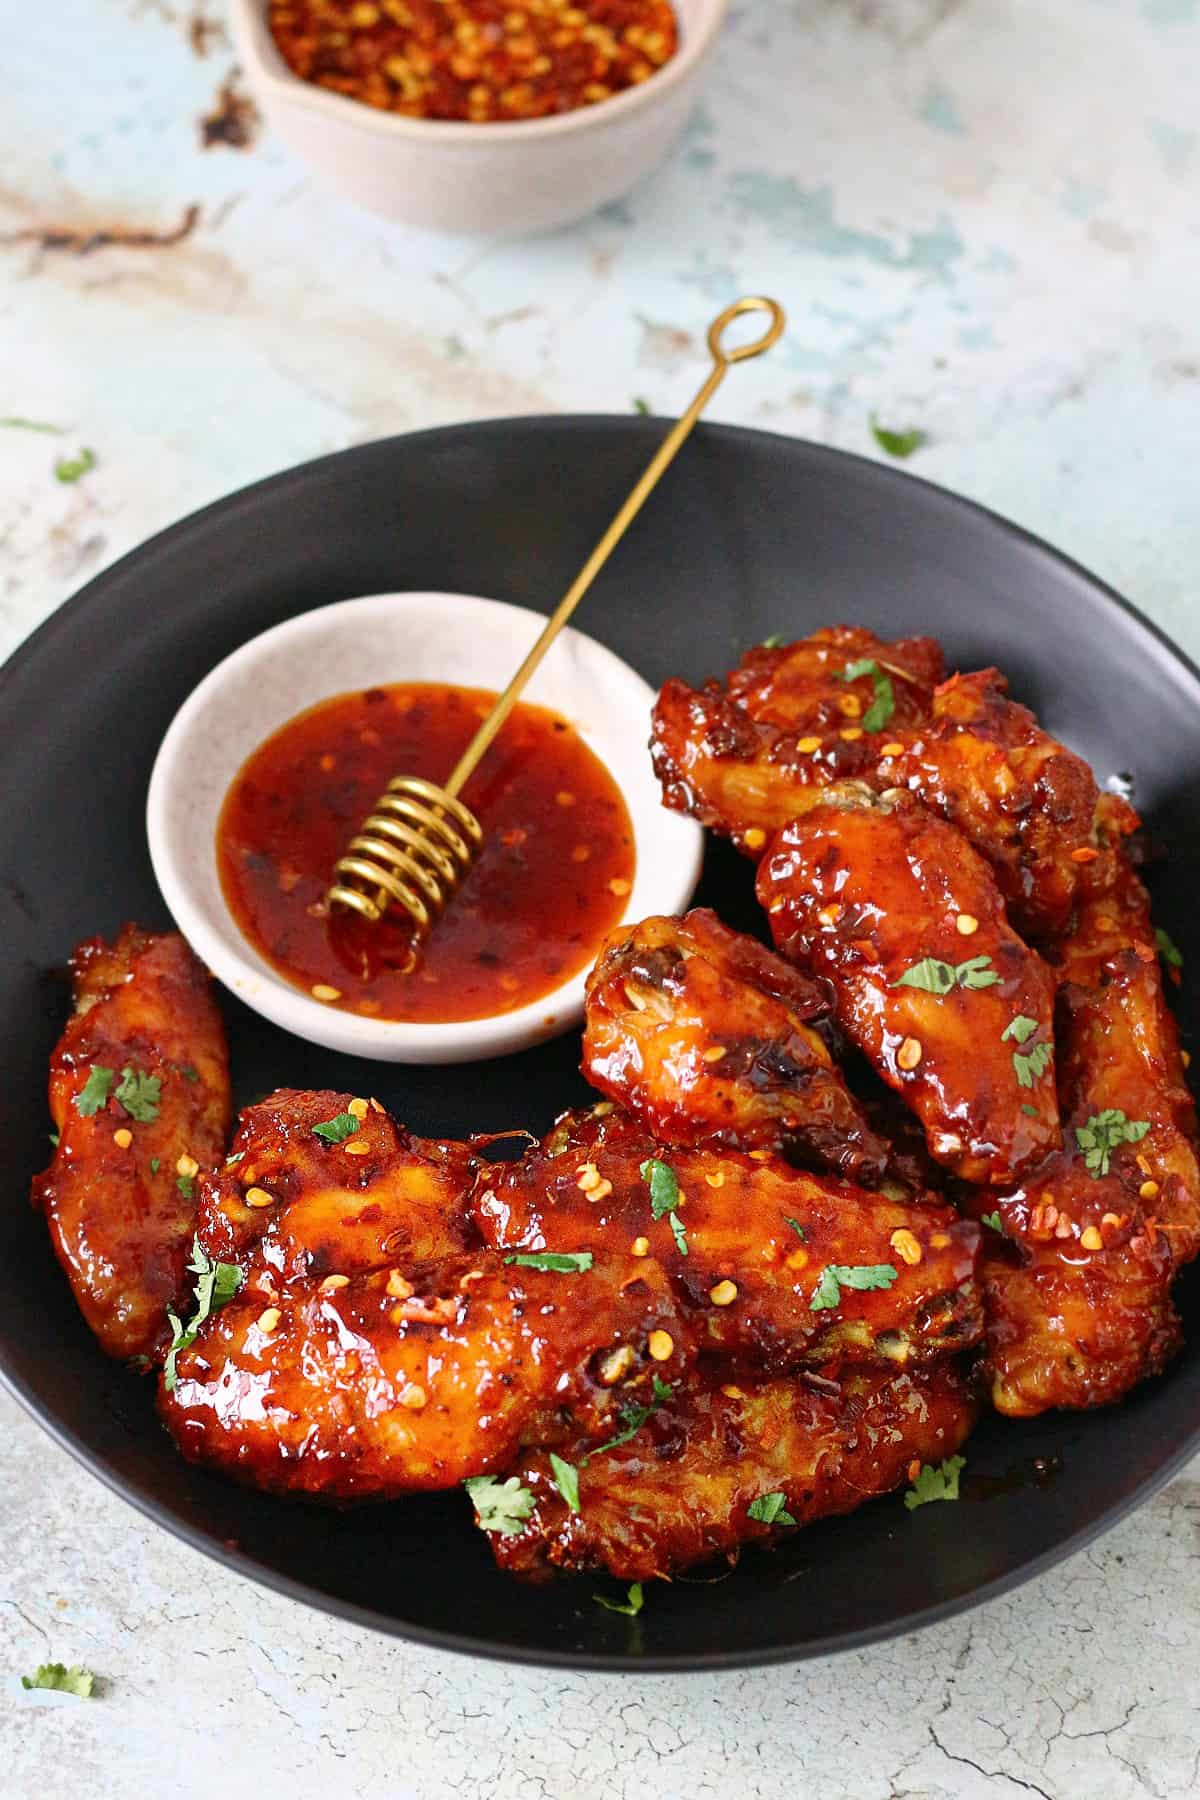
[[267, 0, 679, 122]]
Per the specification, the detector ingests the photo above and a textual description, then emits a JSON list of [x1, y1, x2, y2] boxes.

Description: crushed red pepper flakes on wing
[[267, 0, 679, 122]]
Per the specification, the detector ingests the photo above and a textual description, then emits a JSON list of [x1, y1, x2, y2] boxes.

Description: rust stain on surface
[[1, 204, 201, 257], [199, 69, 261, 150]]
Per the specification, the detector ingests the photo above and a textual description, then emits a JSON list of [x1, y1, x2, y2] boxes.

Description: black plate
[[2, 418, 1199, 1671]]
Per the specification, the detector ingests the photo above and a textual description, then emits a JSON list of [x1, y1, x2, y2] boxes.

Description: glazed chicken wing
[[485, 1361, 978, 1582], [473, 1108, 982, 1374], [582, 908, 887, 1184], [163, 1092, 690, 1498], [652, 631, 1136, 935], [32, 928, 230, 1360], [757, 786, 1061, 1185], [981, 859, 1200, 1414]]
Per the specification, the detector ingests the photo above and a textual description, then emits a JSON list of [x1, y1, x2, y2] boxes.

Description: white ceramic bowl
[[228, 0, 727, 235], [147, 592, 703, 1064]]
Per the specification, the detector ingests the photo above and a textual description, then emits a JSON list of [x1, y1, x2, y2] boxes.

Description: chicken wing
[[485, 1361, 978, 1582], [651, 633, 1136, 935], [32, 928, 230, 1360], [581, 908, 887, 1184], [757, 786, 1060, 1185], [981, 857, 1199, 1414], [473, 1108, 982, 1374]]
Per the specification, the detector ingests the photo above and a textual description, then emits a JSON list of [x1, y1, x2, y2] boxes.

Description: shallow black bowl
[[2, 418, 1198, 1670]]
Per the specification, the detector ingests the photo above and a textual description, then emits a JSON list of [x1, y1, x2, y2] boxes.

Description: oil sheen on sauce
[[216, 682, 636, 1024]]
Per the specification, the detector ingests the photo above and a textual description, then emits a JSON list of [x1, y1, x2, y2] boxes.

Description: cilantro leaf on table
[[870, 416, 926, 459], [21, 1663, 95, 1697], [54, 447, 96, 484]]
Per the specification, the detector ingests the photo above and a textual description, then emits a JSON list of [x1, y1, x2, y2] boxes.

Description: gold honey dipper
[[326, 294, 786, 935]]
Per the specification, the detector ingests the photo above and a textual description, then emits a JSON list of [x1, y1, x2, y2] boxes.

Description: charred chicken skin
[[582, 907, 887, 1184], [757, 786, 1061, 1185], [33, 928, 230, 1360], [488, 1362, 978, 1583]]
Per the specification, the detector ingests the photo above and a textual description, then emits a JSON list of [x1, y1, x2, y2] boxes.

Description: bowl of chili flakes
[[230, 0, 727, 234]]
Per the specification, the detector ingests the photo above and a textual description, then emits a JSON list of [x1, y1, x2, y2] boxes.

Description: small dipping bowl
[[147, 592, 704, 1064]]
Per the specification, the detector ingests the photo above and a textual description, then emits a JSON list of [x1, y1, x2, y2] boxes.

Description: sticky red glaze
[[216, 682, 635, 1023]]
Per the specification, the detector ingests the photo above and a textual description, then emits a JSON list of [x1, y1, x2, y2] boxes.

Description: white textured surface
[[2, 0, 1199, 1794]]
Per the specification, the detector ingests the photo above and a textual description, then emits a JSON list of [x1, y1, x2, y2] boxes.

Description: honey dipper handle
[[443, 295, 786, 798]]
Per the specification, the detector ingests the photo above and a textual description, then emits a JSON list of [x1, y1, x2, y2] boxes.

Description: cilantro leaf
[[2, 416, 64, 434], [1020, 1103, 1040, 1118], [163, 1236, 244, 1393], [905, 1454, 966, 1509], [747, 1491, 796, 1526], [640, 1157, 681, 1219], [114, 1065, 161, 1123], [1002, 1015, 1039, 1046], [176, 1173, 196, 1200], [835, 656, 895, 732], [759, 633, 784, 649], [893, 955, 1000, 995], [549, 1452, 581, 1513], [312, 1111, 360, 1144], [594, 1582, 643, 1616], [783, 1216, 807, 1241], [180, 1064, 199, 1082], [150, 1157, 160, 1175], [49, 1130, 59, 1149], [810, 1262, 898, 1311], [1075, 1109, 1151, 1178], [980, 1211, 1003, 1233], [590, 1376, 674, 1458], [54, 447, 96, 484], [504, 1251, 595, 1274], [668, 1212, 689, 1258], [74, 1065, 115, 1116], [463, 1473, 535, 1537], [21, 1663, 95, 1697], [632, 396, 651, 415], [1156, 928, 1184, 971], [870, 415, 926, 459], [1012, 1041, 1053, 1089], [225, 1150, 245, 1166]]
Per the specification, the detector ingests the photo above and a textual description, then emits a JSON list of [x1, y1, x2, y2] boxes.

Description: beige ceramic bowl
[[228, 0, 727, 235]]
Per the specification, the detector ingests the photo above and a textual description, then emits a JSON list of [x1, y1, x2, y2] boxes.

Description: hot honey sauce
[[216, 682, 636, 1024]]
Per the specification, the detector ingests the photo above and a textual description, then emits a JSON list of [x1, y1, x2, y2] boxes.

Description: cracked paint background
[[1, 0, 1198, 1795]]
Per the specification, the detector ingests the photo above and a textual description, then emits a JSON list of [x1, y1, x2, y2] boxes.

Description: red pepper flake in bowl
[[267, 0, 680, 122]]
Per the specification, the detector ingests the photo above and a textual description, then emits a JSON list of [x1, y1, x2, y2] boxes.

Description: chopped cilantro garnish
[[176, 1173, 196, 1200], [810, 1262, 898, 1310], [1020, 1103, 1039, 1118], [54, 447, 96, 484], [747, 1491, 796, 1526], [893, 955, 1000, 994], [163, 1236, 243, 1393], [74, 1065, 115, 1116], [48, 1130, 59, 1149], [640, 1157, 688, 1253], [549, 1452, 581, 1513], [21, 1662, 94, 1697], [463, 1473, 535, 1537], [504, 1251, 595, 1274], [1156, 928, 1184, 970], [149, 1157, 160, 1175], [980, 1211, 1003, 1233], [225, 1150, 244, 1166], [1002, 1015, 1038, 1046], [784, 1216, 807, 1241], [632, 396, 651, 415], [312, 1111, 360, 1144], [870, 416, 926, 459], [1003, 1016, 1052, 1087], [836, 656, 895, 732], [590, 1375, 674, 1458], [1075, 1109, 1150, 1178], [594, 1582, 643, 1617], [2, 416, 64, 434], [905, 1455, 965, 1509], [180, 1064, 199, 1082], [114, 1065, 161, 1123], [759, 633, 784, 649]]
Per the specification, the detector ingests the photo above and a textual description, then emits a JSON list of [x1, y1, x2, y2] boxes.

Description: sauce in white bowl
[[147, 591, 704, 1063]]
